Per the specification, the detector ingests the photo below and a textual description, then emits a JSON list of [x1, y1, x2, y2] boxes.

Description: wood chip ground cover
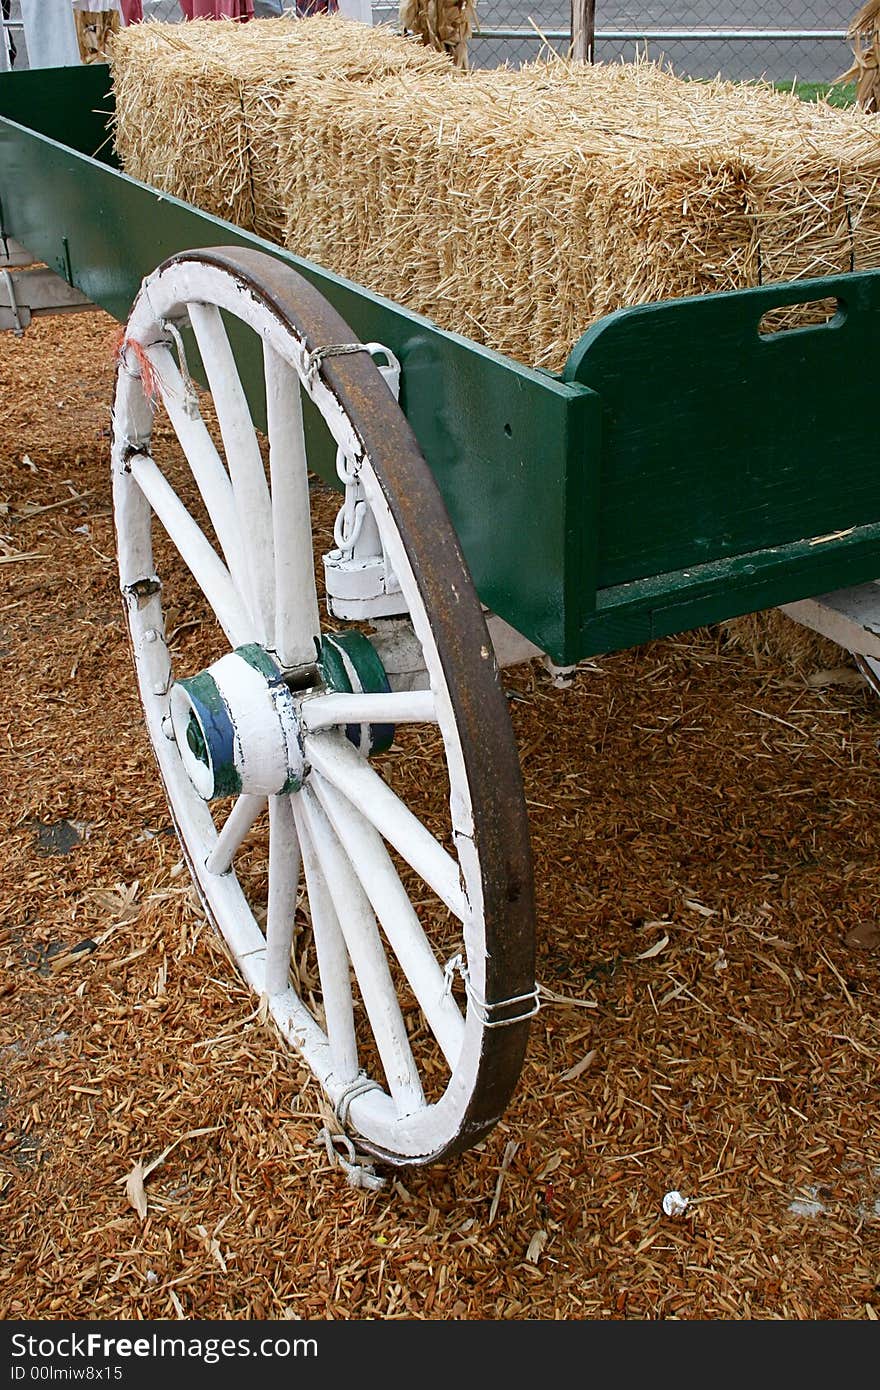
[[0, 309, 878, 1321]]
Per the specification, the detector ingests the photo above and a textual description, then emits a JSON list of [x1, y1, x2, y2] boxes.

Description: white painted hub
[[169, 647, 305, 802]]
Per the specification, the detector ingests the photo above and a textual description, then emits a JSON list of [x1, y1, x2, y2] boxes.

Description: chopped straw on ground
[[1, 310, 878, 1319]]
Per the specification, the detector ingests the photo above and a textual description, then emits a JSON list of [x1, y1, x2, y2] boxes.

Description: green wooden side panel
[[565, 271, 880, 656], [566, 273, 880, 588], [0, 62, 115, 163], [0, 65, 599, 666]]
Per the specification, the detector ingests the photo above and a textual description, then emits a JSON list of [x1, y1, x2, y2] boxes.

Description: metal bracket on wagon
[[323, 343, 409, 622]]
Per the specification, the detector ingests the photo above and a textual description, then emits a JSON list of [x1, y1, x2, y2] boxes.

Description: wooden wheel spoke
[[291, 796, 359, 1083], [187, 302, 275, 645], [264, 795, 301, 996], [145, 343, 252, 611], [298, 788, 425, 1116], [128, 451, 252, 647], [205, 793, 266, 876], [311, 774, 465, 1070], [302, 689, 436, 733], [263, 341, 320, 669], [304, 732, 467, 922]]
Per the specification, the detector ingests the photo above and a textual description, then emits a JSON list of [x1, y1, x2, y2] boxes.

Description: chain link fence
[[462, 3, 857, 83], [1, 2, 862, 84]]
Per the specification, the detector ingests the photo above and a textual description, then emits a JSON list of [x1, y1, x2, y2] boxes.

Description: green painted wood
[[565, 273, 880, 593], [0, 65, 599, 666], [0, 62, 115, 163]]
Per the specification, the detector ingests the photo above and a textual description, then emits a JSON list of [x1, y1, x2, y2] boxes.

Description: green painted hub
[[319, 630, 394, 757], [186, 713, 209, 767]]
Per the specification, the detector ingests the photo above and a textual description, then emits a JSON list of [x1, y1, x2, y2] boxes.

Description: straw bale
[[113, 27, 880, 365], [275, 72, 555, 343], [271, 54, 878, 662], [275, 67, 639, 364], [471, 60, 880, 333], [110, 16, 456, 242]]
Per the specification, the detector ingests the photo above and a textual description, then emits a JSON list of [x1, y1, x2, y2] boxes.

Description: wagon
[[3, 58, 880, 1171]]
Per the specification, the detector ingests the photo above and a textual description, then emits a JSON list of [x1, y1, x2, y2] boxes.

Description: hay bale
[[109, 15, 456, 241], [272, 54, 880, 368], [112, 30, 880, 361], [274, 71, 599, 361]]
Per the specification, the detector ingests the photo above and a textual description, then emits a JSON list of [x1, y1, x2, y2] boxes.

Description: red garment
[[120, 0, 143, 20], [179, 1, 254, 17]]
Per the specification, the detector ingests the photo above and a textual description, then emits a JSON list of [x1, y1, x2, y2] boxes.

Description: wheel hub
[[318, 630, 394, 757], [169, 644, 305, 801], [170, 633, 396, 802]]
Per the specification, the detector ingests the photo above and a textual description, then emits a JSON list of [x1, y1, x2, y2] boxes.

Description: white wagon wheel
[[111, 248, 536, 1167]]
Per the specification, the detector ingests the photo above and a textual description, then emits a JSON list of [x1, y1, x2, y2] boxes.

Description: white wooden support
[[779, 583, 880, 660], [0, 265, 92, 334]]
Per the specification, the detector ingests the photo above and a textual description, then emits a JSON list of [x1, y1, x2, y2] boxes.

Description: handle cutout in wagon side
[[759, 296, 843, 336]]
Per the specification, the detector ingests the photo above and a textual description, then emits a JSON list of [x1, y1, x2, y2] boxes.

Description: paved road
[[2, 1, 862, 82]]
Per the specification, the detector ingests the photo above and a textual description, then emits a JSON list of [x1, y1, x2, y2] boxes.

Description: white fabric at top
[[19, 0, 80, 66], [337, 0, 372, 20], [71, 2, 122, 10]]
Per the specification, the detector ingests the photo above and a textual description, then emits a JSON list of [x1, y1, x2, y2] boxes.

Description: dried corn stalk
[[838, 0, 880, 112], [400, 0, 475, 70]]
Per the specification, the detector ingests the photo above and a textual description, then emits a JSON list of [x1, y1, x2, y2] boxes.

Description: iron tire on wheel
[[111, 247, 535, 1166]]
